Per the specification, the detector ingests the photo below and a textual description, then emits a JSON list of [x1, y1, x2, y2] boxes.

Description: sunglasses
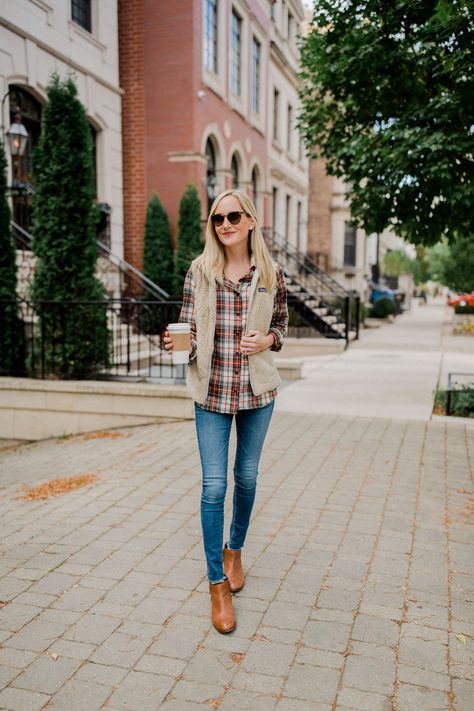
[[211, 211, 246, 227]]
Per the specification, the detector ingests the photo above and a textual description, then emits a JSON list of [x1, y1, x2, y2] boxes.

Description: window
[[204, 0, 218, 74], [251, 166, 259, 207], [287, 104, 292, 152], [271, 0, 276, 22], [344, 224, 357, 267], [288, 11, 294, 42], [285, 194, 291, 244], [230, 10, 242, 96], [296, 201, 302, 252], [298, 132, 303, 161], [251, 37, 261, 114], [71, 0, 92, 32], [231, 154, 239, 188], [206, 138, 218, 212], [273, 88, 279, 142], [272, 187, 278, 232]]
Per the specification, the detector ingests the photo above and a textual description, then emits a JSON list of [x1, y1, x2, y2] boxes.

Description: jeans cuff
[[209, 576, 227, 585], [226, 542, 242, 551]]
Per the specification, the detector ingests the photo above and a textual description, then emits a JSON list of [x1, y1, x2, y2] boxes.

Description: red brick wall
[[307, 157, 333, 265], [119, 0, 271, 274], [118, 0, 147, 277], [144, 0, 202, 238]]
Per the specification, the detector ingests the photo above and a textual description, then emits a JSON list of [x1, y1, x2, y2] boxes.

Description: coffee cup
[[167, 323, 191, 364]]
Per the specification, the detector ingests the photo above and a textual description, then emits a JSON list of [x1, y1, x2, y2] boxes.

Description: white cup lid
[[168, 322, 191, 332]]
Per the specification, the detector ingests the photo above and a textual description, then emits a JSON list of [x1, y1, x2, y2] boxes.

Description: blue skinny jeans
[[194, 400, 275, 583]]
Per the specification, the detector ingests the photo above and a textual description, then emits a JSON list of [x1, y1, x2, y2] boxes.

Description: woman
[[163, 189, 288, 633]]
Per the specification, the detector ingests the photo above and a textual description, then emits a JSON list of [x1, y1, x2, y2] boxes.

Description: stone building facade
[[0, 0, 124, 255]]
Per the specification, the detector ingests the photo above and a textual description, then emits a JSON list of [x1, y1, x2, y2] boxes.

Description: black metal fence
[[0, 299, 186, 382], [446, 372, 474, 417], [287, 291, 360, 345]]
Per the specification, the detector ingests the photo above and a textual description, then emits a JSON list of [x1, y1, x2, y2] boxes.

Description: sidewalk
[[277, 300, 474, 422], [0, 303, 472, 710]]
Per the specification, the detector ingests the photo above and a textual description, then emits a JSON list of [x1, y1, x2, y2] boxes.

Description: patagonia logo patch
[[258, 287, 267, 292]]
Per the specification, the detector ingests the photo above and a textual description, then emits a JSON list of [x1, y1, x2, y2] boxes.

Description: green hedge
[[371, 296, 396, 318], [454, 303, 474, 315], [434, 387, 474, 418]]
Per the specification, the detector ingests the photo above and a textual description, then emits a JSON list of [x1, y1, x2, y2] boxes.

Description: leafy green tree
[[383, 250, 415, 278], [173, 184, 202, 294], [31, 74, 109, 378], [0, 141, 24, 373], [442, 236, 474, 293], [299, 0, 474, 246], [425, 240, 451, 283], [143, 193, 173, 294]]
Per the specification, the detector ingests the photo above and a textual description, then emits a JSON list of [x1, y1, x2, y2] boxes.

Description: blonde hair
[[194, 189, 276, 291]]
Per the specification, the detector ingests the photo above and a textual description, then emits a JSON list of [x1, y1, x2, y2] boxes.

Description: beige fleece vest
[[186, 265, 281, 405]]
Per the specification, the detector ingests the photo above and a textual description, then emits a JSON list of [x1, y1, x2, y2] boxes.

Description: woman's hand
[[240, 330, 273, 356], [162, 330, 173, 352]]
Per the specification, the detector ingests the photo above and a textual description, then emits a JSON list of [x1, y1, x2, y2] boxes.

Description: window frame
[[273, 87, 280, 144], [71, 0, 92, 33], [230, 9, 242, 97], [287, 103, 292, 153], [204, 0, 218, 75], [251, 35, 261, 115], [343, 223, 357, 267]]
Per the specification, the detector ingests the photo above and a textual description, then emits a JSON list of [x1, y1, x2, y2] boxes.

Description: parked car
[[448, 292, 474, 307]]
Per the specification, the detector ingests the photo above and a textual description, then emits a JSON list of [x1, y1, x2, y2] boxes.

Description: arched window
[[231, 153, 239, 189], [205, 137, 218, 212]]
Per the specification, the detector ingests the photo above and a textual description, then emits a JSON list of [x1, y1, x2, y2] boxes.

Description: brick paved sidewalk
[[0, 413, 472, 710]]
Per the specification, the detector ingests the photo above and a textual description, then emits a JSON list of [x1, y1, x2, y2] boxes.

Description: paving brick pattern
[[0, 413, 472, 710]]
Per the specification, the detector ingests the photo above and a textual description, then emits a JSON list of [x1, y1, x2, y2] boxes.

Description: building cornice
[[0, 16, 123, 97], [269, 40, 299, 85]]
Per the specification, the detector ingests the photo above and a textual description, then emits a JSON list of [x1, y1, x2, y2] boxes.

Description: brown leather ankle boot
[[223, 543, 245, 593], [209, 579, 236, 634]]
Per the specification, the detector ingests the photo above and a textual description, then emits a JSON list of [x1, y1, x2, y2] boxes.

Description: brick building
[[119, 0, 308, 274]]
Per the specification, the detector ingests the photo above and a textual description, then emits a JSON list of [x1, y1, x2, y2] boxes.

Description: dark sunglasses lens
[[211, 212, 244, 227]]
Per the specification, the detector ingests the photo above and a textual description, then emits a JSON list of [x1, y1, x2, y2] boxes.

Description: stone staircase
[[263, 228, 359, 343]]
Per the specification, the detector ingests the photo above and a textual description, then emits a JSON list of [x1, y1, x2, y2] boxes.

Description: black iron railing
[[263, 228, 349, 297], [0, 299, 185, 381], [11, 221, 170, 301], [263, 228, 360, 342]]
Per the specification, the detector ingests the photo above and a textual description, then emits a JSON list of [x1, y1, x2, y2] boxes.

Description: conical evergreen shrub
[[0, 141, 25, 374], [140, 193, 175, 334], [143, 193, 174, 294], [173, 184, 202, 294], [31, 74, 109, 378]]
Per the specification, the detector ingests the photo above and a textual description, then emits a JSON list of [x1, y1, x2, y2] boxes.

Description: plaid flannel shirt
[[179, 264, 288, 414]]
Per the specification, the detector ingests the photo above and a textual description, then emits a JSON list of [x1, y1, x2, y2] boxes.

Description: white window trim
[[228, 1, 249, 118], [271, 84, 281, 149], [250, 23, 266, 134], [202, 0, 226, 98]]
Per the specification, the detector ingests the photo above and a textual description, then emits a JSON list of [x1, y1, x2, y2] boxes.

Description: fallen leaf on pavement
[[16, 474, 100, 500]]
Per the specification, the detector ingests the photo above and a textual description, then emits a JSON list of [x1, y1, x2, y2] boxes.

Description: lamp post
[[7, 107, 29, 156], [7, 106, 29, 186], [1, 92, 29, 173]]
